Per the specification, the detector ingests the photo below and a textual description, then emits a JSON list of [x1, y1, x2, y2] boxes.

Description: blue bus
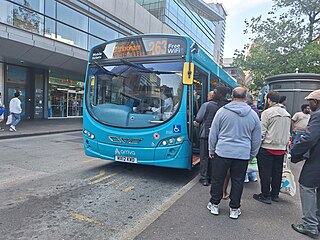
[[83, 34, 237, 169]]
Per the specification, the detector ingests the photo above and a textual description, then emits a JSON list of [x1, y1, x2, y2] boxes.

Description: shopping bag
[[0, 107, 4, 115], [6, 114, 13, 125], [280, 154, 296, 196], [247, 157, 258, 173]]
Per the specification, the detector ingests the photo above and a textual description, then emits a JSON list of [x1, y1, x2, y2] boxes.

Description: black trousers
[[257, 147, 284, 198], [199, 138, 211, 181], [210, 154, 248, 209]]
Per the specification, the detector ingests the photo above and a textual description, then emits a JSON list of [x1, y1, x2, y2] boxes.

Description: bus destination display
[[91, 37, 186, 61]]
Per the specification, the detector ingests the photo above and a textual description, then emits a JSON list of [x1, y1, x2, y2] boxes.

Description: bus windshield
[[87, 61, 184, 128]]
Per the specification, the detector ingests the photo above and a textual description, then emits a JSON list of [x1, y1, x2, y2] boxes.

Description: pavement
[[0, 118, 83, 139], [0, 118, 307, 240]]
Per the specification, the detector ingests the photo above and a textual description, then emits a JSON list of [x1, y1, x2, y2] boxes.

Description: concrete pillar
[[0, 61, 4, 98]]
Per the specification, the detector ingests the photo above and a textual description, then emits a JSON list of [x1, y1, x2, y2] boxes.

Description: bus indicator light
[[154, 133, 160, 139]]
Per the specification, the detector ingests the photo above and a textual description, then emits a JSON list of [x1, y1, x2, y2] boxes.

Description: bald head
[[232, 87, 247, 102]]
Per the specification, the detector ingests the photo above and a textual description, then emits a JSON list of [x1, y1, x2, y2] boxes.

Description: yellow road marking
[[85, 169, 105, 181], [89, 173, 117, 185], [115, 181, 127, 189], [69, 212, 102, 225], [123, 186, 135, 192]]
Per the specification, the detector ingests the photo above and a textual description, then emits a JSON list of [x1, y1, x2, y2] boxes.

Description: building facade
[[135, 0, 226, 63], [0, 0, 226, 119], [222, 57, 245, 85]]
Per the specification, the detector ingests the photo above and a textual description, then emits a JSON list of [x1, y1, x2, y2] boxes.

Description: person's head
[[213, 86, 228, 101], [207, 91, 214, 101], [14, 91, 21, 98], [264, 91, 280, 109], [231, 87, 247, 102], [279, 95, 287, 105], [246, 94, 254, 105], [160, 86, 172, 99], [301, 104, 310, 114], [305, 89, 320, 112]]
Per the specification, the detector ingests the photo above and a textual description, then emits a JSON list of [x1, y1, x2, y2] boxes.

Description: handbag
[[247, 157, 258, 173], [280, 154, 296, 196], [6, 114, 13, 125]]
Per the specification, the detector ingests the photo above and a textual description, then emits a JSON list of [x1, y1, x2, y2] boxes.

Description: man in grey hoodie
[[207, 87, 261, 219]]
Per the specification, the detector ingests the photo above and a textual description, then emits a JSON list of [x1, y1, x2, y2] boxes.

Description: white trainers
[[10, 125, 16, 131], [229, 208, 241, 219], [207, 202, 219, 215]]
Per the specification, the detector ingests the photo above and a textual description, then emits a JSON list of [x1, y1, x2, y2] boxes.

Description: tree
[[233, 0, 320, 90]]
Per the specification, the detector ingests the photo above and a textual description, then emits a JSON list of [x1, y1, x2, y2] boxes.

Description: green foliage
[[233, 0, 320, 90]]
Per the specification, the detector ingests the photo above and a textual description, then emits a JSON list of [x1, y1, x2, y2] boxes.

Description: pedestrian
[[0, 92, 5, 131], [290, 104, 311, 151], [279, 95, 287, 110], [9, 91, 22, 131], [291, 89, 320, 239], [244, 94, 260, 183], [207, 87, 261, 219], [194, 86, 228, 186], [253, 91, 291, 204]]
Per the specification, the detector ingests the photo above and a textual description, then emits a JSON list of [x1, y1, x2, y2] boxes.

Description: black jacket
[[195, 99, 228, 138], [291, 108, 320, 188]]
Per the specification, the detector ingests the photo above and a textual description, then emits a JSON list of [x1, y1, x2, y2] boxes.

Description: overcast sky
[[205, 0, 274, 58]]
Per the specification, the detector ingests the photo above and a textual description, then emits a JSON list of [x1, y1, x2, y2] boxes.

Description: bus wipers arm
[[92, 61, 123, 77], [120, 59, 177, 75]]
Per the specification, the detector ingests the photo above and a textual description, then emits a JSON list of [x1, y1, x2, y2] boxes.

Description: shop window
[[48, 72, 84, 118]]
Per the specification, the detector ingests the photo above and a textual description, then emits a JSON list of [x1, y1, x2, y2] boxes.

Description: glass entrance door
[[67, 91, 83, 117]]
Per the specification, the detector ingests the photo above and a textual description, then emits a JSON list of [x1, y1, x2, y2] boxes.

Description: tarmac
[[0, 118, 306, 240]]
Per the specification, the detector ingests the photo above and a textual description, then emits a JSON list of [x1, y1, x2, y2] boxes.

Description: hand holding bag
[[280, 154, 296, 197], [6, 114, 13, 125], [247, 157, 258, 173]]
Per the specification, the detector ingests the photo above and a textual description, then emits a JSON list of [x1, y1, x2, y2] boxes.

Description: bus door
[[191, 66, 209, 165]]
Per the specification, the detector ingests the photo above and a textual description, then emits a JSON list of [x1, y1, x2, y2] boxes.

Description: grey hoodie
[[209, 102, 261, 160]]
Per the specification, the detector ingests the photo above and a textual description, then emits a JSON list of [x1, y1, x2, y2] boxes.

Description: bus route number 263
[[148, 40, 167, 55]]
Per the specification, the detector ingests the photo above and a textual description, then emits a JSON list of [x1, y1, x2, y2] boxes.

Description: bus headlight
[[160, 136, 183, 146], [83, 129, 95, 139]]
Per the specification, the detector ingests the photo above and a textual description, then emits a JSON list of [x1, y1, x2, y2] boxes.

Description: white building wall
[[88, 0, 175, 34]]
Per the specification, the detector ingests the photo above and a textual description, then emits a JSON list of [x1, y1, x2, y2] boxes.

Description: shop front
[[48, 72, 84, 118]]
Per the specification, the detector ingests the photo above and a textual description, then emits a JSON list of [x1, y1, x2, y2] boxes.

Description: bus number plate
[[115, 156, 137, 163]]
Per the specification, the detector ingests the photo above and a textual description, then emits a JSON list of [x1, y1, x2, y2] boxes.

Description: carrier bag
[[6, 114, 13, 125], [280, 154, 296, 197], [247, 157, 258, 173]]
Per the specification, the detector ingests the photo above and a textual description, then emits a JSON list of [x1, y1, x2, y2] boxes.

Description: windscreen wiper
[[91, 61, 123, 77], [120, 59, 178, 74]]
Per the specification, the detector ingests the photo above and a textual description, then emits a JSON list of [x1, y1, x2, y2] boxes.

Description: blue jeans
[[290, 131, 305, 153], [11, 113, 21, 127]]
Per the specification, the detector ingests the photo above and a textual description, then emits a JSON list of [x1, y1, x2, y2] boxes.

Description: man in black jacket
[[194, 86, 228, 186], [291, 89, 320, 239]]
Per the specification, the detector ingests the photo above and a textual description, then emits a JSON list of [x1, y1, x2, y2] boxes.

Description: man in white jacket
[[9, 91, 22, 131]]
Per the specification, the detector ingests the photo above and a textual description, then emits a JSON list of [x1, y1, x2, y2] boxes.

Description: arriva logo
[[114, 148, 136, 156]]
